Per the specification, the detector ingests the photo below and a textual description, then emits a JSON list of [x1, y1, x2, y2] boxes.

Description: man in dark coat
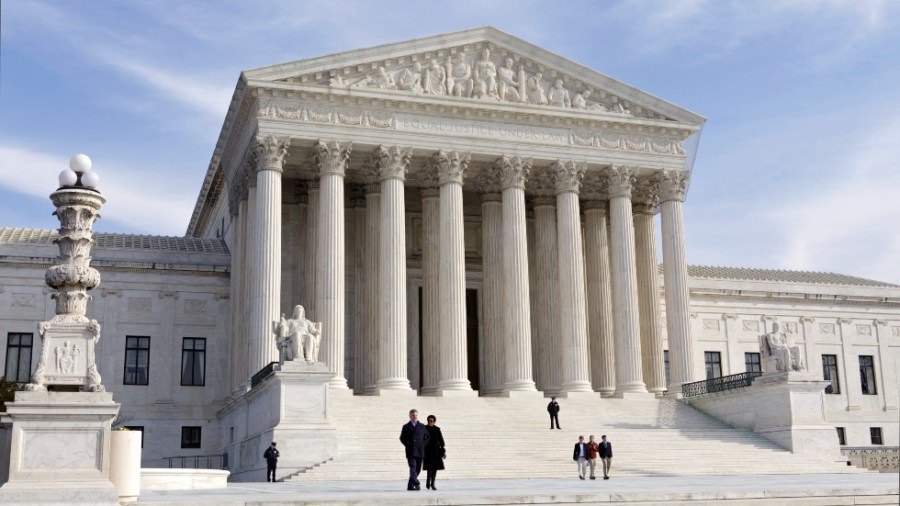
[[399, 408, 430, 491], [572, 435, 589, 480], [263, 441, 279, 482], [599, 434, 613, 479], [547, 397, 561, 429]]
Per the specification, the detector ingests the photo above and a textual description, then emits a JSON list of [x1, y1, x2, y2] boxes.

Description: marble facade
[[1, 28, 899, 473]]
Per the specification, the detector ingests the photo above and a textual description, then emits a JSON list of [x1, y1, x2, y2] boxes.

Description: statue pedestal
[[0, 391, 120, 505], [27, 317, 104, 392], [218, 361, 337, 482], [686, 371, 841, 462]]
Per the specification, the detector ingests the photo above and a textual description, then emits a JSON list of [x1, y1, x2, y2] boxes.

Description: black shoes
[[590, 476, 596, 480], [604, 476, 610, 480], [579, 476, 585, 480]]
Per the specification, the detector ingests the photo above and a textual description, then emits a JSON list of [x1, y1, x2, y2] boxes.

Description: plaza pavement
[[136, 473, 899, 505]]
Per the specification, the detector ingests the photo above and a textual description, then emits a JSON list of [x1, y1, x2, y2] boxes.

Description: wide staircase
[[284, 395, 862, 481]]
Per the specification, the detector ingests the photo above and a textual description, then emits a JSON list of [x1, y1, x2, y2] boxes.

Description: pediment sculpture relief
[[311, 46, 666, 120]]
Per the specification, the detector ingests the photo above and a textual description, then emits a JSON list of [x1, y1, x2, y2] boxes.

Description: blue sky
[[2, 1, 899, 283]]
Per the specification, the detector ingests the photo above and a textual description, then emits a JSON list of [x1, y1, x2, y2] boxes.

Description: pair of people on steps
[[399, 409, 446, 491], [573, 434, 613, 480]]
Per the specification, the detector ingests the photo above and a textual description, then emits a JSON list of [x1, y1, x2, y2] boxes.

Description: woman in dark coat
[[423, 414, 445, 490]]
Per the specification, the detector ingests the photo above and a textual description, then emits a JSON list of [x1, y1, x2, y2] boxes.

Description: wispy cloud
[[0, 145, 195, 235]]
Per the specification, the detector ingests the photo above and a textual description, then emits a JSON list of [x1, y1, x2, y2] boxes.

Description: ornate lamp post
[[26, 154, 106, 391]]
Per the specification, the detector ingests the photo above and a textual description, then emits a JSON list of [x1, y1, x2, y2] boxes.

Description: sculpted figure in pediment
[[548, 79, 571, 108], [526, 72, 548, 105], [448, 52, 473, 98], [609, 97, 632, 115], [497, 57, 521, 103], [572, 89, 608, 111], [423, 59, 446, 95], [397, 62, 423, 93], [355, 66, 396, 90], [473, 48, 499, 99]]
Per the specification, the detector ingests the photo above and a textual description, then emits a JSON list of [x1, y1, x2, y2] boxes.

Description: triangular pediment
[[242, 27, 704, 125]]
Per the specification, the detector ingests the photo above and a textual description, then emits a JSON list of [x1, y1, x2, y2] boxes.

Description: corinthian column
[[360, 183, 381, 394], [432, 151, 475, 395], [374, 146, 414, 394], [420, 184, 441, 395], [583, 201, 616, 395], [608, 166, 648, 396], [500, 156, 539, 395], [243, 180, 257, 384], [633, 182, 666, 394], [658, 169, 697, 392], [314, 140, 351, 390], [305, 181, 319, 320], [551, 160, 593, 394], [249, 135, 290, 374], [533, 196, 561, 394], [480, 189, 504, 396]]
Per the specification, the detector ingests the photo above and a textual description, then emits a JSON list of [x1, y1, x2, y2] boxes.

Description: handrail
[[681, 371, 762, 398], [161, 453, 228, 470], [251, 362, 279, 389]]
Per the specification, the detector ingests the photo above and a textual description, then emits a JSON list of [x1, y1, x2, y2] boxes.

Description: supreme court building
[[1, 28, 898, 471]]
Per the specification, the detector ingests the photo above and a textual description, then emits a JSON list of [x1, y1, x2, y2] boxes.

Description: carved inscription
[[396, 115, 569, 144]]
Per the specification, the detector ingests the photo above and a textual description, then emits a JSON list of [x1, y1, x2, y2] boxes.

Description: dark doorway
[[466, 288, 479, 392]]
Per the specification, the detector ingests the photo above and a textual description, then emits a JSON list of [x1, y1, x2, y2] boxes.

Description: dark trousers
[[550, 413, 560, 429], [267, 461, 277, 482], [426, 469, 438, 486], [406, 457, 423, 489]]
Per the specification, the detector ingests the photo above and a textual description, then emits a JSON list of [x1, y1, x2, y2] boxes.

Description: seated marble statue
[[759, 322, 804, 373], [273, 305, 322, 363]]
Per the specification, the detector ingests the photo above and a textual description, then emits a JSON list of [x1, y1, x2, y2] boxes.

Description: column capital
[[315, 139, 352, 178], [550, 160, 586, 194], [531, 196, 556, 208], [255, 135, 291, 173], [431, 150, 470, 185], [607, 165, 638, 199], [657, 169, 690, 202], [632, 180, 659, 215], [581, 200, 608, 213], [481, 192, 502, 203], [372, 145, 412, 182], [497, 155, 532, 190]]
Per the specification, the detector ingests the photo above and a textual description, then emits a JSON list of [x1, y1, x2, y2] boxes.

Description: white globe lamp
[[69, 154, 92, 173], [81, 170, 100, 189], [58, 169, 78, 187]]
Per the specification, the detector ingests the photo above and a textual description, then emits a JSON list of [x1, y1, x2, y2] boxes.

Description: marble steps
[[283, 395, 859, 481]]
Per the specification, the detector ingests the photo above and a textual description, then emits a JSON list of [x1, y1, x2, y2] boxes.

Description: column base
[[436, 379, 474, 393], [373, 378, 416, 396], [328, 376, 351, 391], [501, 389, 543, 399], [559, 381, 594, 394], [329, 386, 354, 396], [614, 381, 649, 396], [418, 386, 440, 396], [598, 388, 616, 398], [502, 380, 538, 394], [435, 388, 478, 397]]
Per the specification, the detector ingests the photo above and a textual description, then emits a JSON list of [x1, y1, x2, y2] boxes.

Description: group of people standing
[[573, 434, 613, 480], [399, 409, 446, 491]]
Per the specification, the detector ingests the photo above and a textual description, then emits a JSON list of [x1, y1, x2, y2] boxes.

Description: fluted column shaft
[[229, 196, 248, 393], [608, 167, 648, 395], [314, 141, 351, 389], [305, 182, 319, 320], [420, 188, 441, 395], [481, 193, 504, 396], [375, 146, 413, 392], [552, 161, 592, 393], [659, 170, 696, 391], [533, 200, 561, 394], [243, 186, 257, 383], [499, 156, 538, 394], [361, 186, 381, 394], [583, 204, 616, 395], [432, 152, 473, 394], [249, 135, 290, 374], [634, 203, 666, 394]]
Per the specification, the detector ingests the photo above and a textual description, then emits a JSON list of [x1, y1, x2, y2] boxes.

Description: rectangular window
[[181, 426, 202, 449], [124, 336, 150, 385], [836, 427, 846, 446], [4, 333, 33, 383], [180, 338, 206, 386], [822, 354, 840, 394], [870, 427, 883, 445], [859, 356, 877, 395], [744, 352, 761, 374], [704, 351, 722, 379], [124, 426, 145, 448], [663, 350, 670, 387]]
